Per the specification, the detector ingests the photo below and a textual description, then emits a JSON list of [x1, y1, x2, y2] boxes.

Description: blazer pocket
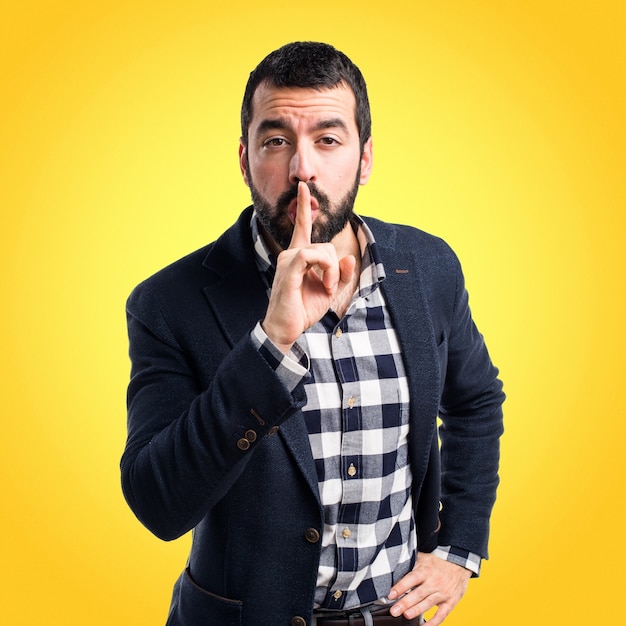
[[166, 567, 243, 626]]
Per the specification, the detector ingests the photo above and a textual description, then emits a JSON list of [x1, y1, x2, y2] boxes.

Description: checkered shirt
[[249, 214, 480, 610]]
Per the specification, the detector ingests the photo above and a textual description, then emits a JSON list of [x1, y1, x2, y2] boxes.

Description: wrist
[[260, 319, 295, 354]]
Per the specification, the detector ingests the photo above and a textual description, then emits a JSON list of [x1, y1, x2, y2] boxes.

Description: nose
[[289, 144, 317, 184]]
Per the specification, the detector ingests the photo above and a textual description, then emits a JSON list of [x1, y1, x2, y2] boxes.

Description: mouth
[[287, 196, 320, 224]]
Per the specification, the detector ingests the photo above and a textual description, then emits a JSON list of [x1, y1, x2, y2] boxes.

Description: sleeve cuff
[[431, 545, 482, 577], [250, 322, 310, 393]]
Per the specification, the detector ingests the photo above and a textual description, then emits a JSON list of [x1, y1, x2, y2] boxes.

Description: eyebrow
[[255, 117, 349, 137]]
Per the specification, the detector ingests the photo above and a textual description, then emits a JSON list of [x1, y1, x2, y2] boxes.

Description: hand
[[262, 182, 356, 352], [388, 552, 472, 625]]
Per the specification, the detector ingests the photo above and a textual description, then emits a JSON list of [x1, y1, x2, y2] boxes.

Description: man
[[121, 42, 504, 626]]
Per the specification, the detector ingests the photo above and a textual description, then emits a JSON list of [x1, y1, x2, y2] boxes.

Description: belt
[[314, 605, 423, 625]]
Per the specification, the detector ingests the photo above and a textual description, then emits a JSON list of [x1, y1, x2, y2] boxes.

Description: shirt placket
[[324, 306, 367, 607]]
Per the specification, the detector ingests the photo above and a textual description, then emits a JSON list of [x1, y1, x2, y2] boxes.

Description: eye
[[318, 136, 340, 146], [263, 137, 287, 148]]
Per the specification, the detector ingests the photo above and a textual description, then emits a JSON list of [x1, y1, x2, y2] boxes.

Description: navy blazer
[[122, 207, 504, 626]]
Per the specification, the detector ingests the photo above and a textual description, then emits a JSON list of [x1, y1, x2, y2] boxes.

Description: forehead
[[250, 82, 358, 130]]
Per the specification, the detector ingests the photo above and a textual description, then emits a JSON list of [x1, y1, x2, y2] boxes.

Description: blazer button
[[305, 528, 320, 543], [291, 617, 306, 626], [244, 429, 257, 442], [236, 438, 250, 451]]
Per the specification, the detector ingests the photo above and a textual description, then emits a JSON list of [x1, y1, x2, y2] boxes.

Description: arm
[[438, 270, 505, 555], [390, 253, 505, 623], [121, 285, 306, 541]]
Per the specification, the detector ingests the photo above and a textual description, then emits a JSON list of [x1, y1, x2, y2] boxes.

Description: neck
[[330, 218, 361, 262]]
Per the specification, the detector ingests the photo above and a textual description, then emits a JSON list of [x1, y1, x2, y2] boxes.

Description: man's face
[[239, 82, 373, 251]]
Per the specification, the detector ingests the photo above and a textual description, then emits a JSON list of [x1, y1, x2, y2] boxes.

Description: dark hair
[[241, 41, 371, 149]]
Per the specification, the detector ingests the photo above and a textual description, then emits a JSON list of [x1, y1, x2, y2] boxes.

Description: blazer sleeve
[[436, 252, 505, 558], [120, 280, 306, 541]]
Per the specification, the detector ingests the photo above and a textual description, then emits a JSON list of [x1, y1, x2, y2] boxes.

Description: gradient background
[[2, 1, 625, 624]]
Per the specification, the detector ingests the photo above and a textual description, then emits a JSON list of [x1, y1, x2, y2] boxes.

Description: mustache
[[276, 182, 330, 213]]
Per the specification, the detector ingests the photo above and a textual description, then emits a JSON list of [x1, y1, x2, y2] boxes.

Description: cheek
[[336, 153, 361, 180], [331, 166, 358, 192], [256, 177, 277, 198], [249, 159, 284, 192]]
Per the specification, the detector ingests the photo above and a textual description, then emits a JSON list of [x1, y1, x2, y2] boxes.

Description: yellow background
[[2, 1, 625, 624]]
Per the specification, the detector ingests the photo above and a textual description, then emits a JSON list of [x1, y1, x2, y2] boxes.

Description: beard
[[248, 169, 361, 251]]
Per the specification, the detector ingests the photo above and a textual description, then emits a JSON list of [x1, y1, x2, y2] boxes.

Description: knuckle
[[294, 249, 310, 263]]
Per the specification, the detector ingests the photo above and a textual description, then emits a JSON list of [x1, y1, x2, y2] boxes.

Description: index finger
[[289, 181, 312, 249]]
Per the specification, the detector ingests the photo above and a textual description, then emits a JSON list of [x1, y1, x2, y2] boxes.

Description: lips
[[287, 196, 320, 224]]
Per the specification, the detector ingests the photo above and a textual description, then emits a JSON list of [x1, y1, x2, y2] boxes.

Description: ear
[[239, 139, 250, 187], [359, 136, 373, 185]]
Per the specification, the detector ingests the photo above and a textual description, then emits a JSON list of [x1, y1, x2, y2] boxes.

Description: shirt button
[[342, 528, 352, 539], [333, 590, 343, 600], [347, 396, 356, 408], [347, 463, 357, 477], [335, 328, 343, 338]]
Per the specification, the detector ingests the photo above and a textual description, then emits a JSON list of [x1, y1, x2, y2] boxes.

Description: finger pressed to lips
[[289, 182, 313, 248], [288, 198, 319, 226]]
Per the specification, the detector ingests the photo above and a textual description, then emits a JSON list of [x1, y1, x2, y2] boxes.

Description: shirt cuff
[[431, 545, 482, 577], [250, 322, 310, 393]]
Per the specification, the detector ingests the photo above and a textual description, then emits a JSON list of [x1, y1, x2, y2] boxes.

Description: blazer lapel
[[277, 415, 321, 503], [374, 232, 442, 478], [201, 209, 268, 347]]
